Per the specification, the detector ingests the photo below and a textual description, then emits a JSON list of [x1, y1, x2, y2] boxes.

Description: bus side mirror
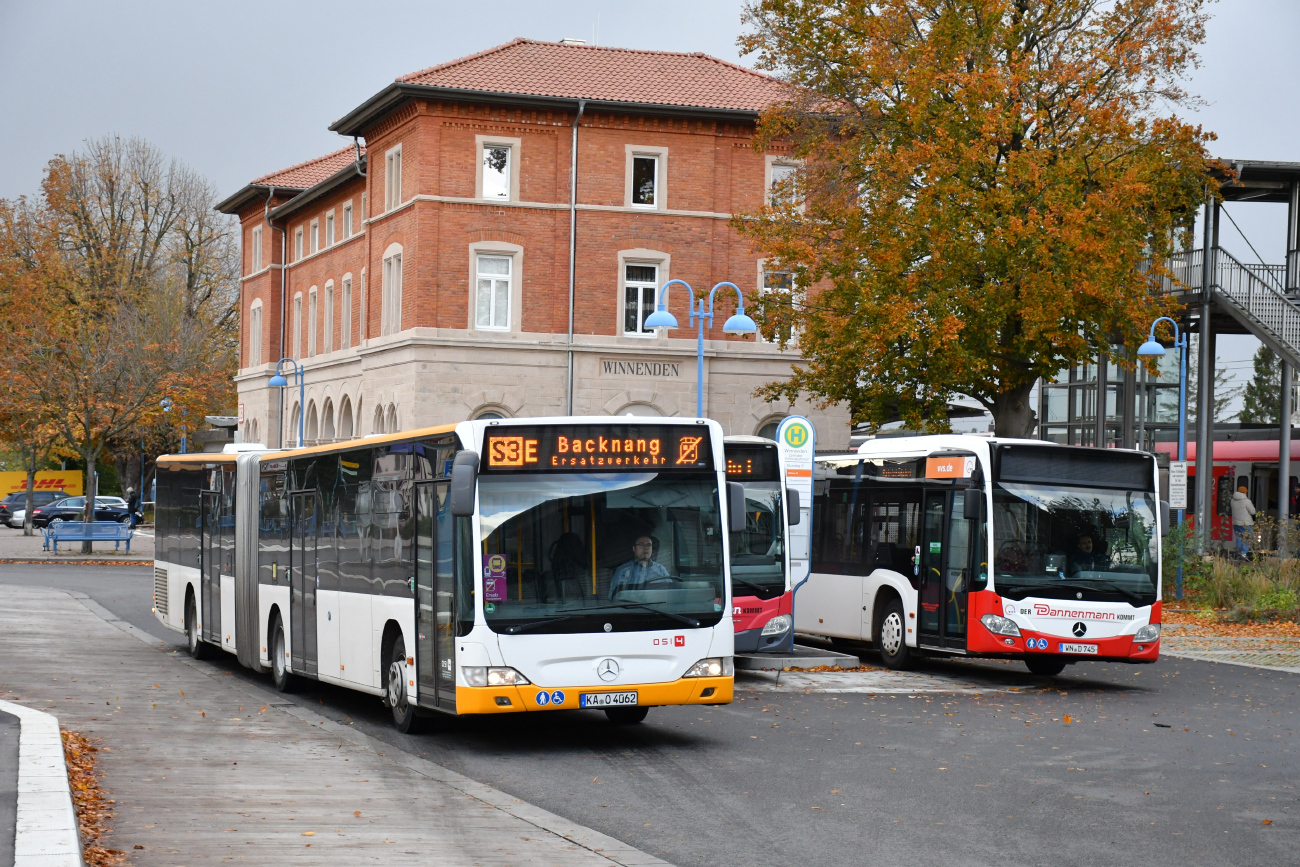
[[1160, 499, 1171, 537], [727, 482, 746, 533], [963, 489, 982, 520], [786, 488, 801, 526], [449, 450, 479, 517]]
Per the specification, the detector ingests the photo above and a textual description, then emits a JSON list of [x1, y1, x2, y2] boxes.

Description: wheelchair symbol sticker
[[550, 690, 565, 705]]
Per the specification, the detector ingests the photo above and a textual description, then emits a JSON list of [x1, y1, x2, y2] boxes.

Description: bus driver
[[609, 535, 670, 597]]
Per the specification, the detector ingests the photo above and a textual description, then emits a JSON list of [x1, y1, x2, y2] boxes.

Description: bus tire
[[185, 593, 210, 660], [386, 636, 422, 734], [1025, 657, 1068, 677], [271, 615, 299, 693], [875, 597, 916, 670], [605, 706, 650, 725]]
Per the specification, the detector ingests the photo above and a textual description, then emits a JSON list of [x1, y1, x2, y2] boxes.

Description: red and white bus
[[724, 436, 796, 653], [797, 436, 1165, 676]]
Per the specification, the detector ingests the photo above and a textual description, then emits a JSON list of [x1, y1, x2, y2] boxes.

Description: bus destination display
[[483, 425, 713, 473], [724, 444, 778, 481]]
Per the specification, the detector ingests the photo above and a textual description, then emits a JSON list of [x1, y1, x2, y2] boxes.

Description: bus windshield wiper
[[1060, 578, 1146, 606], [504, 615, 578, 635], [595, 603, 701, 628], [731, 578, 780, 596], [1001, 579, 1145, 606]]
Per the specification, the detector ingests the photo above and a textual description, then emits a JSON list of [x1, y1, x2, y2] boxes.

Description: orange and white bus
[[153, 416, 742, 730]]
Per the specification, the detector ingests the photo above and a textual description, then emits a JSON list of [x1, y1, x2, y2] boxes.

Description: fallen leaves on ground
[[62, 729, 124, 866], [1163, 611, 1300, 638]]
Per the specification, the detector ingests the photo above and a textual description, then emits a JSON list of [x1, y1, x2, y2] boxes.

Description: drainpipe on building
[[566, 99, 586, 415], [265, 186, 287, 449]]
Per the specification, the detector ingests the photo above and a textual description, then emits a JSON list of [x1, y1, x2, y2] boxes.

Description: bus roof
[[262, 422, 462, 463], [156, 453, 238, 469]]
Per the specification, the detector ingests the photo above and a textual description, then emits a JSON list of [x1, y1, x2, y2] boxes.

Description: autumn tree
[[1237, 343, 1297, 426], [0, 136, 238, 549], [737, 0, 1216, 435]]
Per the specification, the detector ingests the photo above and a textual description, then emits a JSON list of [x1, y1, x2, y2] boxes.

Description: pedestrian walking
[[126, 487, 141, 530], [1230, 485, 1256, 558]]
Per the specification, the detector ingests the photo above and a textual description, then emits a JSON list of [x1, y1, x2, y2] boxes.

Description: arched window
[[305, 401, 319, 444], [308, 286, 318, 356], [339, 396, 354, 439], [247, 300, 263, 368], [757, 417, 785, 440], [291, 293, 303, 360], [250, 419, 259, 445], [618, 404, 663, 417], [289, 403, 301, 446], [373, 405, 386, 435], [382, 243, 403, 336], [473, 408, 507, 420], [387, 404, 399, 434], [321, 399, 335, 441]]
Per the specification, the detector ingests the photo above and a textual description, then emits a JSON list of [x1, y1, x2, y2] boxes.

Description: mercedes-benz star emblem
[[597, 658, 620, 682], [1072, 622, 1088, 638]]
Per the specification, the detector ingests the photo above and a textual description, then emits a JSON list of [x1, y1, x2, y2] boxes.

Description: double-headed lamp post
[[268, 357, 306, 449], [644, 280, 758, 418], [160, 397, 187, 454], [1138, 316, 1188, 600]]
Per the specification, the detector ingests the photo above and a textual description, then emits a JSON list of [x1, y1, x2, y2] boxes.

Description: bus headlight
[[461, 666, 531, 687], [684, 657, 734, 678], [761, 615, 792, 636], [980, 614, 1021, 637], [1134, 623, 1161, 643]]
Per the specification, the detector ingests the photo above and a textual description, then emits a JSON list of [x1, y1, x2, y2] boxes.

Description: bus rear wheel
[[1025, 657, 1068, 677], [271, 615, 298, 693], [605, 706, 650, 725], [386, 636, 423, 734], [875, 598, 916, 670], [185, 594, 210, 660]]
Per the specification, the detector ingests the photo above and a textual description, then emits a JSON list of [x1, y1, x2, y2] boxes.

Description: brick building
[[218, 38, 849, 448]]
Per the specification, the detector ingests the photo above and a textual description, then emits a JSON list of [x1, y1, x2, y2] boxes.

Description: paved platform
[[0, 585, 668, 866], [734, 644, 860, 671], [738, 666, 1042, 694], [1162, 636, 1300, 674]]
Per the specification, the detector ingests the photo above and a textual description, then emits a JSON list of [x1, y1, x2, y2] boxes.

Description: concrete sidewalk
[[0, 585, 668, 866]]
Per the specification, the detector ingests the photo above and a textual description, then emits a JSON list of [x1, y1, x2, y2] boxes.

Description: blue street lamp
[[160, 397, 187, 454], [268, 357, 306, 448], [1138, 316, 1187, 600], [644, 280, 758, 418]]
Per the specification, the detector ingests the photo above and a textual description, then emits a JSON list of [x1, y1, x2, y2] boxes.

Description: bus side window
[[455, 515, 475, 636]]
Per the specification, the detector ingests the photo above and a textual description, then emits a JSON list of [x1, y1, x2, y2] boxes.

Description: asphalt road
[[3, 564, 1296, 867]]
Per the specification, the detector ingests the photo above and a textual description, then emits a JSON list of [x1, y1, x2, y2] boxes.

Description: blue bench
[[48, 521, 134, 554]]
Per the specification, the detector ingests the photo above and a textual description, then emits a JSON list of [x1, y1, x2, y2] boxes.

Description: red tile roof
[[398, 38, 787, 112], [252, 145, 366, 189]]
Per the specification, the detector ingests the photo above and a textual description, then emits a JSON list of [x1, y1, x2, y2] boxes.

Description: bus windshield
[[729, 481, 786, 598], [991, 482, 1158, 606], [477, 472, 726, 634]]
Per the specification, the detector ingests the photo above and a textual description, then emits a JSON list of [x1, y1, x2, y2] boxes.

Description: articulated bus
[[152, 417, 742, 730], [796, 436, 1165, 676], [724, 436, 796, 653]]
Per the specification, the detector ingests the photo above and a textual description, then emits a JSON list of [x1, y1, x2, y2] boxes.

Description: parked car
[[29, 496, 131, 528], [1, 491, 69, 528]]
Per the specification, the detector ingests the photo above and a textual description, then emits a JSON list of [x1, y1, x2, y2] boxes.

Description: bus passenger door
[[414, 481, 456, 710], [200, 491, 221, 644], [290, 491, 319, 677], [917, 491, 946, 646], [941, 491, 973, 651]]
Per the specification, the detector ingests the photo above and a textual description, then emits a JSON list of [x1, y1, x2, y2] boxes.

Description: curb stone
[[0, 699, 84, 866]]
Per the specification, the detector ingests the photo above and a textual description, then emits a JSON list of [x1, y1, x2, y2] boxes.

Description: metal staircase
[[1162, 246, 1300, 369]]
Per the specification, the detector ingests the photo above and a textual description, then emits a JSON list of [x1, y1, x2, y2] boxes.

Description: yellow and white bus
[[152, 417, 740, 730]]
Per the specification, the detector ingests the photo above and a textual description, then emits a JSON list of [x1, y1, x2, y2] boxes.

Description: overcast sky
[[2, 0, 1295, 407]]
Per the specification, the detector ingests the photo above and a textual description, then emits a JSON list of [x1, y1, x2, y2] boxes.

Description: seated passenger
[[608, 535, 670, 598], [1067, 531, 1108, 574]]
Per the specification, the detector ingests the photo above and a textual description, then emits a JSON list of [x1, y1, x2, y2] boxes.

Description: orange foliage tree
[[737, 0, 1217, 435]]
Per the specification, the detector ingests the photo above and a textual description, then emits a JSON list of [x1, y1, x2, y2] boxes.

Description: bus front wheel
[[1025, 657, 1068, 677], [386, 636, 423, 734], [271, 616, 298, 693], [875, 598, 916, 670], [185, 594, 210, 660], [605, 706, 650, 724]]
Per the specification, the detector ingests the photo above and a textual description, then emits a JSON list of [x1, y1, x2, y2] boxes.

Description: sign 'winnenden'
[[601, 359, 682, 378]]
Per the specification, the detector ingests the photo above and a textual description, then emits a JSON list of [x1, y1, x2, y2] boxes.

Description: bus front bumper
[[455, 675, 734, 715]]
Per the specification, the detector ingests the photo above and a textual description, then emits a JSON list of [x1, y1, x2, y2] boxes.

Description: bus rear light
[[462, 666, 531, 687], [684, 657, 734, 678], [1134, 623, 1161, 643], [761, 615, 791, 636], [980, 614, 1021, 637]]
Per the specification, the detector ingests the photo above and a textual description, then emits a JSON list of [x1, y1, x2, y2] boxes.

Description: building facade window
[[767, 160, 799, 207], [361, 192, 367, 219], [341, 274, 352, 350], [324, 280, 334, 353], [325, 211, 335, 246], [248, 300, 262, 368], [385, 145, 402, 211], [475, 254, 511, 330], [758, 264, 795, 345], [292, 293, 303, 360], [342, 203, 353, 239], [625, 146, 668, 209], [359, 267, 367, 342], [250, 225, 262, 273], [294, 227, 303, 261], [623, 263, 659, 336], [307, 287, 318, 356], [632, 156, 657, 206], [381, 245, 402, 336], [310, 219, 319, 254], [483, 146, 510, 200]]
